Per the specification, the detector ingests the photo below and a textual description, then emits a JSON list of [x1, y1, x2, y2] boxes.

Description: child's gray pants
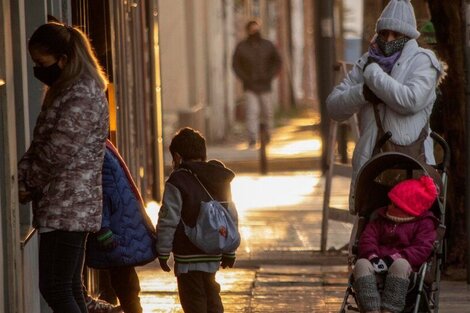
[[354, 258, 412, 279], [354, 258, 412, 312]]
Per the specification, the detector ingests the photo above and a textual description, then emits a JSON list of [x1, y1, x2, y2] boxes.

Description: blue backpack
[[183, 174, 240, 254]]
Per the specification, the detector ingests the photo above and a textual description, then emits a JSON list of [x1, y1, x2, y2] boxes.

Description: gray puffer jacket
[[18, 75, 109, 232], [326, 39, 441, 210]]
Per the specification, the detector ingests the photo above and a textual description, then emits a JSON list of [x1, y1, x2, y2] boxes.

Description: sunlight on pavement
[[145, 201, 161, 226], [145, 172, 324, 225], [231, 172, 351, 253], [141, 296, 182, 313], [231, 172, 321, 215], [268, 138, 322, 157], [144, 172, 351, 254], [138, 266, 256, 313]]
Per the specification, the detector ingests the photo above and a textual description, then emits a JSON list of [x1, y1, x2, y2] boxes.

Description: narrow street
[[137, 112, 470, 312]]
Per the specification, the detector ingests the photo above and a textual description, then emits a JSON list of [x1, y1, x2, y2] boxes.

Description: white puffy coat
[[326, 39, 441, 211]]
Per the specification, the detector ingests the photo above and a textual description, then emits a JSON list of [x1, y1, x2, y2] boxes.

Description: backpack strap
[[176, 167, 226, 203], [193, 174, 215, 201]]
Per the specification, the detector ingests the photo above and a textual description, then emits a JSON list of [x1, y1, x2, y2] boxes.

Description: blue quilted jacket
[[86, 142, 157, 268]]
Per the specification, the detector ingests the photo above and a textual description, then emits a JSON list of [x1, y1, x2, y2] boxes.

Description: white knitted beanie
[[376, 0, 420, 39]]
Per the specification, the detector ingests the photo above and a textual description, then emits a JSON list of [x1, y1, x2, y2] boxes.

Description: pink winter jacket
[[18, 75, 109, 232], [358, 207, 438, 271]]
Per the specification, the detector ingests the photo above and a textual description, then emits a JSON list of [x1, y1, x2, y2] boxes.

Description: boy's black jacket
[[168, 160, 235, 256]]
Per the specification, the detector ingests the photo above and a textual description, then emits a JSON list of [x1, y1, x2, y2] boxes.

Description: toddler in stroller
[[353, 175, 438, 313]]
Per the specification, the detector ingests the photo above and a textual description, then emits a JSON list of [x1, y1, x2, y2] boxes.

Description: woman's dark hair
[[29, 22, 71, 60], [28, 22, 107, 102], [169, 127, 207, 161]]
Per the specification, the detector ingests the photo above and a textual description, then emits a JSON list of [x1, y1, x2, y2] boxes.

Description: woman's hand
[[363, 84, 382, 105], [19, 190, 32, 204]]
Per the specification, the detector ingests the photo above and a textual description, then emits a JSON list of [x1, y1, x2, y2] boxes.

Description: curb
[[235, 250, 348, 267]]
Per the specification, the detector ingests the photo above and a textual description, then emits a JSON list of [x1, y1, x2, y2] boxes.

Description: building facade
[[0, 1, 164, 312]]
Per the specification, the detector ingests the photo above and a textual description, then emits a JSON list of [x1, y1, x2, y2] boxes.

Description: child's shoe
[[85, 296, 123, 313]]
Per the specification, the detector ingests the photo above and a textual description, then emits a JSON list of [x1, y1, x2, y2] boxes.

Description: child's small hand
[[371, 257, 388, 273], [19, 190, 32, 204], [158, 258, 171, 272], [96, 228, 118, 250]]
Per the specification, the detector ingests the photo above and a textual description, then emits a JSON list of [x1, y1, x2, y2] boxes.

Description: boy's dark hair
[[169, 127, 207, 161]]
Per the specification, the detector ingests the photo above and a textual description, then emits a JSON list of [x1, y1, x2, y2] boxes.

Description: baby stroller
[[339, 132, 450, 313]]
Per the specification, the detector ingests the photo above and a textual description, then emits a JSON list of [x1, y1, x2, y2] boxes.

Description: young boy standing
[[156, 127, 238, 313]]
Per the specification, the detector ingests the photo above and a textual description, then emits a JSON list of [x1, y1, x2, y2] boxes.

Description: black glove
[[96, 228, 117, 250], [363, 56, 375, 72], [383, 255, 395, 268], [363, 84, 382, 105], [158, 257, 171, 272], [370, 257, 388, 273], [221, 255, 236, 269]]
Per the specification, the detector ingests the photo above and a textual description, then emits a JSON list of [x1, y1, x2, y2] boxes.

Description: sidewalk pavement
[[143, 110, 470, 312]]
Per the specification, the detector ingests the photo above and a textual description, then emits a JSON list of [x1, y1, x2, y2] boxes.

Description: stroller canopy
[[353, 152, 442, 217]]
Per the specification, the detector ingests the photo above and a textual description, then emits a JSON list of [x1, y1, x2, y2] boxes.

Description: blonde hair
[[29, 23, 108, 104]]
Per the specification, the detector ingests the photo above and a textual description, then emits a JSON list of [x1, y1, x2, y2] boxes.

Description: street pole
[[465, 1, 470, 285], [315, 0, 336, 174], [315, 0, 336, 252]]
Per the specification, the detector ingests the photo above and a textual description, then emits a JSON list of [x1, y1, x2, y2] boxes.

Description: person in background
[[156, 127, 238, 313], [18, 22, 109, 313], [232, 20, 282, 148]]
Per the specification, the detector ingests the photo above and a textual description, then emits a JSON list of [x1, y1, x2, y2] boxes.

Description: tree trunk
[[427, 0, 467, 268]]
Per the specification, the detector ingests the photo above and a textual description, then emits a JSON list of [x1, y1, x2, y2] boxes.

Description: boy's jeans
[[177, 271, 223, 313], [39, 230, 88, 313]]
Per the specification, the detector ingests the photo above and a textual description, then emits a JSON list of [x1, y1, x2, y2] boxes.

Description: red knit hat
[[388, 176, 438, 217]]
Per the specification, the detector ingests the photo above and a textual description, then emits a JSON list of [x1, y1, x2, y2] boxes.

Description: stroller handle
[[373, 131, 450, 172], [431, 131, 450, 172]]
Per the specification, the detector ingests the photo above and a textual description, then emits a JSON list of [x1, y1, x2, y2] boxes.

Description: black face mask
[[33, 62, 62, 86], [376, 36, 409, 57]]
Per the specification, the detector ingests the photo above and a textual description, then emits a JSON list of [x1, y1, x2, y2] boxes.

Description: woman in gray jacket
[[18, 23, 109, 313], [326, 0, 442, 264], [327, 0, 442, 209]]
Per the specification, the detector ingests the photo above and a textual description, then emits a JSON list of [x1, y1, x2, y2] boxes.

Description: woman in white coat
[[327, 0, 442, 281], [327, 0, 442, 211]]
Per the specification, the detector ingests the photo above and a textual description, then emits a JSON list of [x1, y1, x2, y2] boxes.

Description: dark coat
[[232, 33, 282, 93], [358, 207, 438, 271], [86, 141, 157, 268]]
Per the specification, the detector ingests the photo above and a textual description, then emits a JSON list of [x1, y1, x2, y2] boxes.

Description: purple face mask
[[368, 44, 402, 74]]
